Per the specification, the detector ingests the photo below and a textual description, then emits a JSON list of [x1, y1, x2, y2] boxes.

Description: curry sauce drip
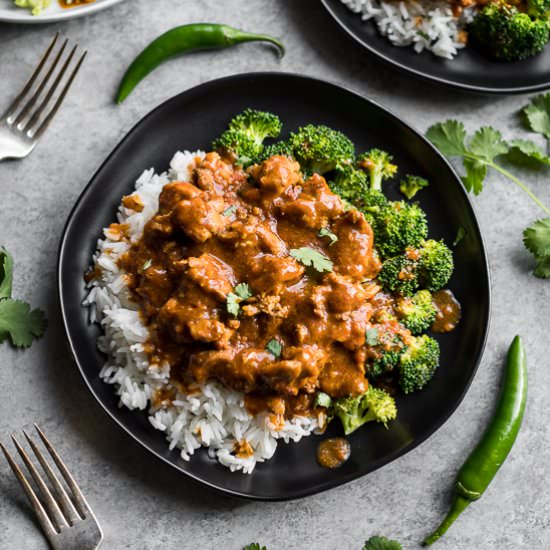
[[119, 153, 391, 418]]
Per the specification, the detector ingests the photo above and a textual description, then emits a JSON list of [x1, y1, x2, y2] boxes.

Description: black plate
[[58, 73, 490, 500], [321, 0, 550, 93]]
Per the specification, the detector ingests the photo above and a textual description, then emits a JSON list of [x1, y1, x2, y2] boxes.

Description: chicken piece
[[332, 209, 380, 280], [248, 254, 304, 293], [324, 272, 369, 313], [218, 218, 286, 255], [250, 155, 302, 196], [172, 195, 228, 243], [158, 181, 200, 213], [186, 253, 235, 301], [277, 174, 344, 229]]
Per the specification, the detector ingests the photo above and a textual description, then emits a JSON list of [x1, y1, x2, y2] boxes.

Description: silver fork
[[0, 33, 86, 161], [1, 424, 103, 550]]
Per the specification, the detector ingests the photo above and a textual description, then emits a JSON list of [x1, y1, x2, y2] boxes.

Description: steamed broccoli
[[288, 124, 355, 176], [399, 334, 440, 394], [374, 201, 428, 259], [364, 323, 409, 379], [399, 175, 429, 200], [396, 290, 436, 334], [330, 162, 370, 202], [417, 239, 454, 291], [213, 109, 282, 164], [377, 253, 420, 296], [526, 0, 550, 17], [259, 140, 294, 161], [334, 387, 397, 435], [469, 4, 549, 62], [357, 149, 398, 191]]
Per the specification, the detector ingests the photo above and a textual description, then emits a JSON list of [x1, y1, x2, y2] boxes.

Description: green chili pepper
[[423, 335, 527, 545], [116, 23, 284, 103]]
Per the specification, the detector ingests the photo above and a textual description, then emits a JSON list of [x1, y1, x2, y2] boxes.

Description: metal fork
[[1, 424, 103, 550], [0, 34, 86, 161]]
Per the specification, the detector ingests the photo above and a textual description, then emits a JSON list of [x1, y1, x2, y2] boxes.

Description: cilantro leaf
[[461, 157, 487, 195], [314, 391, 332, 408], [366, 327, 380, 346], [0, 246, 13, 300], [290, 247, 333, 273], [223, 205, 237, 217], [468, 127, 509, 162], [506, 139, 550, 167], [243, 545, 266, 550], [226, 283, 253, 317], [234, 282, 252, 300], [319, 227, 338, 246], [524, 218, 550, 278], [265, 338, 282, 358], [142, 258, 152, 271], [523, 93, 550, 140], [425, 120, 467, 156], [362, 535, 402, 550], [0, 299, 47, 348], [399, 175, 429, 200], [453, 226, 467, 247], [524, 218, 550, 257]]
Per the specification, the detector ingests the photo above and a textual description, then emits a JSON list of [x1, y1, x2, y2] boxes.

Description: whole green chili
[[116, 23, 285, 103], [423, 335, 527, 545]]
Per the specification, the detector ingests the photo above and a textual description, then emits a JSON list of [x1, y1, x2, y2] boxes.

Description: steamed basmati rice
[[84, 151, 319, 474], [340, 0, 475, 59]]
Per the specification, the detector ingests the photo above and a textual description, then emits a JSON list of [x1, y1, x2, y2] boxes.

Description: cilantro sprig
[[362, 536, 402, 550], [318, 227, 338, 246], [426, 118, 550, 278], [0, 247, 46, 348], [226, 283, 253, 317], [290, 247, 333, 273], [265, 338, 282, 358]]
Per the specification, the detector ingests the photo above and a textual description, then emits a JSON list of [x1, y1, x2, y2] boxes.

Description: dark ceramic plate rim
[[320, 0, 550, 94], [58, 72, 491, 500]]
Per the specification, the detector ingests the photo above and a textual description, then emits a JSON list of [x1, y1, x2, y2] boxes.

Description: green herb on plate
[[318, 227, 338, 245], [226, 283, 253, 317], [265, 338, 282, 359], [290, 247, 333, 273]]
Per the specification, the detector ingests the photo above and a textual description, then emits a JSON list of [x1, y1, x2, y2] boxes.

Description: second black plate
[[58, 73, 490, 500], [321, 0, 550, 94]]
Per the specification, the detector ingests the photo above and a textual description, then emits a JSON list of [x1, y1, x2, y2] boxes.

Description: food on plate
[[85, 109, 458, 473], [339, 0, 550, 60], [116, 24, 284, 103], [13, 0, 95, 15], [423, 336, 527, 545]]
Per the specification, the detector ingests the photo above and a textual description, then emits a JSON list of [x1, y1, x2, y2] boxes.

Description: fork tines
[[1, 424, 90, 537], [4, 33, 87, 140]]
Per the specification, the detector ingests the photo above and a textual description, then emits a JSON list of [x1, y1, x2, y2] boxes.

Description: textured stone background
[[1, 1, 549, 548]]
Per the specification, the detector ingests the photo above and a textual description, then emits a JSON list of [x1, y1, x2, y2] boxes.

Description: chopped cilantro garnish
[[142, 258, 152, 270], [223, 205, 237, 217], [290, 247, 333, 273], [366, 327, 380, 346], [318, 227, 338, 246], [314, 392, 332, 408], [265, 338, 282, 358], [226, 282, 253, 317]]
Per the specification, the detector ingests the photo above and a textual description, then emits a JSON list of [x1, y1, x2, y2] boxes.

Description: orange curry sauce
[[117, 153, 415, 420]]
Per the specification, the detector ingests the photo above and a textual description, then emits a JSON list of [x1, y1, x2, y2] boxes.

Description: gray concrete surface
[[1, 1, 549, 548]]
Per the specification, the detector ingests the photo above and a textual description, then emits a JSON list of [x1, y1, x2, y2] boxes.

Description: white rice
[[84, 151, 319, 474], [340, 0, 475, 59]]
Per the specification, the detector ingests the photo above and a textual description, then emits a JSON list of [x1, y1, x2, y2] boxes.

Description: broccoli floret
[[357, 149, 398, 191], [399, 335, 440, 394], [288, 124, 355, 176], [334, 387, 397, 435], [259, 140, 294, 161], [330, 162, 369, 202], [418, 239, 453, 291], [526, 0, 550, 17], [367, 350, 403, 378], [364, 323, 408, 379], [213, 109, 283, 164], [374, 201, 428, 259], [399, 175, 429, 200], [396, 290, 437, 335], [378, 254, 420, 296], [469, 4, 549, 62]]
